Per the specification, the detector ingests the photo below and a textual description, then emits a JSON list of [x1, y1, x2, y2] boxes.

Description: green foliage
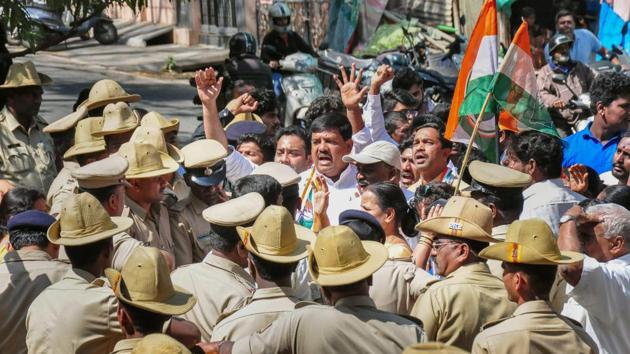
[[163, 55, 177, 72]]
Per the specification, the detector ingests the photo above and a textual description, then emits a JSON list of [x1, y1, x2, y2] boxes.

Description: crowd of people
[[1, 3, 630, 354]]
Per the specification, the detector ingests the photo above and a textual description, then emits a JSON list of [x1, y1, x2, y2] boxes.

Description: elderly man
[[201, 225, 424, 353], [0, 210, 69, 354], [0, 61, 56, 193], [558, 203, 630, 354], [410, 197, 515, 350], [601, 132, 630, 186]]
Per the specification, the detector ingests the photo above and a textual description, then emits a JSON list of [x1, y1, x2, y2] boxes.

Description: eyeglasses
[[431, 240, 460, 251]]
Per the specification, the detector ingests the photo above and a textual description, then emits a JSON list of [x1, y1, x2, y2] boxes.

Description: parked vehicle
[[277, 52, 324, 127]]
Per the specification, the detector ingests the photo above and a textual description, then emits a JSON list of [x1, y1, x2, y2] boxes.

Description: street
[[17, 53, 201, 142]]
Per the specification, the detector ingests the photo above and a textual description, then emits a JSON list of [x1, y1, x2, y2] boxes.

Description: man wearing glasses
[[409, 196, 516, 351]]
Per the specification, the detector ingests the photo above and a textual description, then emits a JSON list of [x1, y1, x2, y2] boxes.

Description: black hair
[[392, 67, 423, 91], [475, 190, 524, 215], [521, 6, 536, 18], [412, 182, 454, 208], [250, 89, 278, 116], [503, 262, 557, 298], [281, 184, 300, 219], [432, 103, 451, 123], [507, 130, 563, 179], [232, 175, 282, 207], [275, 126, 311, 155], [365, 182, 418, 237], [79, 185, 121, 205], [589, 72, 630, 112], [411, 113, 444, 132], [309, 112, 352, 141], [0, 187, 46, 226], [450, 143, 488, 184], [119, 301, 171, 335], [398, 138, 413, 153], [65, 238, 112, 268], [383, 89, 419, 112], [600, 185, 630, 210], [582, 165, 605, 198], [250, 253, 297, 281], [415, 122, 453, 149], [237, 133, 276, 162], [206, 224, 241, 253], [9, 228, 48, 250], [555, 9, 575, 24], [303, 95, 344, 123], [384, 111, 408, 137], [73, 88, 91, 112]]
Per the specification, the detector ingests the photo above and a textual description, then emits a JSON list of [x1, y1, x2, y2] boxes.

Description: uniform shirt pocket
[[5, 144, 34, 173]]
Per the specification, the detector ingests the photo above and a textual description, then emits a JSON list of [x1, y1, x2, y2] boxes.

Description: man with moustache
[[600, 133, 630, 186], [399, 139, 417, 188], [408, 122, 456, 191]]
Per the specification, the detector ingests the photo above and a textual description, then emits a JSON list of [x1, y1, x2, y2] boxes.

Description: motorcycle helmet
[[269, 1, 292, 33], [549, 33, 573, 54], [229, 32, 257, 58]]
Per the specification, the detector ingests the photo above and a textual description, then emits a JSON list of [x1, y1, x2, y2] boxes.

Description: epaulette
[[481, 316, 511, 330], [168, 196, 191, 212], [294, 300, 319, 309]]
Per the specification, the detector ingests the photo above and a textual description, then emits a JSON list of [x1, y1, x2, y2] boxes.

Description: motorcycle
[[551, 73, 592, 132], [6, 4, 118, 49]]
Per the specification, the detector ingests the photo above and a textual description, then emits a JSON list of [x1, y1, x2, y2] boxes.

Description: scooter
[[6, 4, 118, 49], [551, 73, 592, 132]]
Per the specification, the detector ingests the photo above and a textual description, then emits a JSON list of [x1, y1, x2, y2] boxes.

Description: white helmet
[[269, 1, 292, 33]]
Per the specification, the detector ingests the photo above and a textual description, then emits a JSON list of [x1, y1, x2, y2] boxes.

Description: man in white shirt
[[503, 130, 584, 236], [600, 133, 630, 186], [558, 203, 630, 354]]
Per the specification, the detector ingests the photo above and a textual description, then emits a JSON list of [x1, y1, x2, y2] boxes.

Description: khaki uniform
[[124, 196, 174, 256], [211, 287, 300, 341], [170, 252, 255, 341], [370, 259, 436, 315], [47, 160, 80, 215], [168, 194, 210, 267], [0, 250, 69, 354], [111, 232, 143, 271], [26, 267, 123, 354], [232, 295, 424, 354], [471, 300, 598, 354], [110, 337, 142, 354], [410, 262, 516, 351], [0, 107, 56, 193], [487, 224, 509, 279]]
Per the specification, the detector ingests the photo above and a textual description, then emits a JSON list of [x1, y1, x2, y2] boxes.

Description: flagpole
[[454, 91, 494, 195]]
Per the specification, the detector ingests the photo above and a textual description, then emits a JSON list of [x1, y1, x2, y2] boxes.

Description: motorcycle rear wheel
[[93, 21, 118, 45]]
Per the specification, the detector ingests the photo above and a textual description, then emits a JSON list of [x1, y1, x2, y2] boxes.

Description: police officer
[[472, 219, 598, 353], [94, 102, 140, 154]]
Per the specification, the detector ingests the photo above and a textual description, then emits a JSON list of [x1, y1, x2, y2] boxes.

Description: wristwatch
[[559, 214, 577, 225]]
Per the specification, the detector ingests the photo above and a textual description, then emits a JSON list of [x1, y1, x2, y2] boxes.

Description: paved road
[[16, 53, 201, 142]]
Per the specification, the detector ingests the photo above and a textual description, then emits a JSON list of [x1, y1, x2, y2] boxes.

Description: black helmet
[[229, 32, 257, 58], [549, 33, 573, 53]]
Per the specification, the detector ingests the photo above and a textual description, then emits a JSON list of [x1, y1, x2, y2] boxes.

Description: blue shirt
[[545, 29, 603, 65], [562, 122, 620, 174]]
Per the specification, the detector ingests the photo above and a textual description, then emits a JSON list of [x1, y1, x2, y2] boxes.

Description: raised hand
[[369, 64, 395, 95], [567, 164, 589, 195], [333, 63, 368, 110], [226, 93, 259, 116], [313, 175, 330, 217], [195, 67, 223, 106]]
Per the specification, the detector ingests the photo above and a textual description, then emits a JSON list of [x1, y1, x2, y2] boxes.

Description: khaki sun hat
[[479, 218, 584, 265], [0, 61, 52, 89], [43, 105, 89, 133], [94, 102, 140, 137], [131, 125, 183, 163], [202, 192, 265, 227], [141, 111, 180, 134], [47, 192, 133, 246], [78, 79, 141, 111], [72, 155, 130, 189], [416, 196, 497, 243], [237, 205, 315, 263], [63, 117, 106, 159], [117, 141, 179, 179], [252, 162, 300, 187], [105, 246, 196, 315], [342, 140, 402, 170], [131, 334, 192, 354], [403, 342, 469, 354], [308, 225, 388, 286]]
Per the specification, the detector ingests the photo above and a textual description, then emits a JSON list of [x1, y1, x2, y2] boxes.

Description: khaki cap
[[105, 246, 196, 315], [202, 192, 265, 226], [342, 140, 402, 170], [416, 196, 497, 243], [480, 218, 584, 265], [237, 205, 314, 263], [78, 79, 141, 111], [94, 102, 140, 137], [308, 225, 388, 286], [63, 117, 107, 159], [141, 111, 180, 134], [43, 105, 89, 133], [403, 342, 469, 354], [47, 193, 133, 246], [0, 61, 52, 89], [181, 139, 227, 169], [131, 334, 191, 354], [72, 155, 130, 189], [118, 142, 179, 179], [468, 160, 531, 189], [131, 125, 183, 163], [252, 162, 300, 187]]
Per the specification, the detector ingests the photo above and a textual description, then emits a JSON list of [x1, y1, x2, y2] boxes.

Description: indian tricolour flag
[[445, 0, 499, 162], [492, 21, 559, 137]]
